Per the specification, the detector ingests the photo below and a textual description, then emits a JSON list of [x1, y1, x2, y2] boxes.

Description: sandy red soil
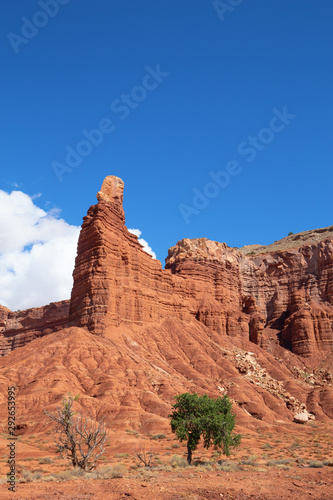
[[1, 466, 333, 499]]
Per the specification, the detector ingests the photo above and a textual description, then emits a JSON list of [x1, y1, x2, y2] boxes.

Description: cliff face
[[0, 301, 69, 356], [68, 175, 333, 360], [68, 177, 194, 334], [68, 178, 254, 344], [1, 175, 333, 364], [1, 176, 333, 433], [166, 237, 333, 359]]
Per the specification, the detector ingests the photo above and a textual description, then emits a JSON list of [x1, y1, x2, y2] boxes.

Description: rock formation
[[166, 237, 333, 359], [0, 175, 333, 440], [68, 175, 333, 361], [0, 301, 69, 356], [2, 175, 333, 364]]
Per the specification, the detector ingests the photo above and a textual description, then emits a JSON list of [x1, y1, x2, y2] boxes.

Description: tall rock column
[[69, 176, 126, 335], [68, 175, 197, 336]]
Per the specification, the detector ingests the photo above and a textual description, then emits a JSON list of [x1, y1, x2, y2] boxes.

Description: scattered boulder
[[293, 412, 309, 424]]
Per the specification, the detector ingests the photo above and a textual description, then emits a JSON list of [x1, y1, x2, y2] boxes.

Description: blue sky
[[1, 1, 333, 308]]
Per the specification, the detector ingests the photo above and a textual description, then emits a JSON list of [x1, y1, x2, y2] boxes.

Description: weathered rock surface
[[69, 175, 333, 361], [293, 412, 309, 424], [166, 238, 333, 360], [2, 175, 332, 363], [0, 301, 69, 356], [0, 175, 333, 436]]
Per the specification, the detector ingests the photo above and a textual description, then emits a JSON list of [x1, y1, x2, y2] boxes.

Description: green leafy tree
[[169, 393, 241, 464]]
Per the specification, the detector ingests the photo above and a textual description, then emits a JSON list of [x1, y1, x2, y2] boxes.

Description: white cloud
[[0, 190, 80, 311], [0, 190, 157, 312], [31, 192, 42, 200], [128, 228, 156, 259]]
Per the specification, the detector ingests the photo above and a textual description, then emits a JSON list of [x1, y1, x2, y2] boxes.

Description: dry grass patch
[[38, 457, 54, 464], [170, 454, 188, 468]]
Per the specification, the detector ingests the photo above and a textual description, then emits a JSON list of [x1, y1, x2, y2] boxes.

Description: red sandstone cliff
[[0, 300, 69, 356], [68, 175, 333, 362], [2, 175, 333, 365], [166, 237, 333, 360], [1, 175, 333, 440]]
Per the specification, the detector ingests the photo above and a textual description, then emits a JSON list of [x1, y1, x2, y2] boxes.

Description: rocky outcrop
[[166, 238, 333, 359], [0, 301, 69, 356], [1, 175, 333, 363], [68, 178, 255, 341], [68, 178, 196, 335], [0, 175, 333, 439], [68, 175, 333, 360]]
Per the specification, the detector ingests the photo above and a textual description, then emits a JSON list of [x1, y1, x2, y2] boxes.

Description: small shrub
[[211, 450, 222, 458], [289, 442, 301, 450], [19, 470, 42, 483], [19, 469, 32, 483], [267, 459, 290, 466], [171, 443, 180, 448], [55, 470, 73, 481], [151, 434, 166, 440], [288, 231, 294, 236], [40, 474, 57, 482], [114, 453, 129, 458], [195, 463, 213, 471], [56, 467, 85, 481], [97, 464, 126, 478], [156, 464, 172, 471], [140, 469, 156, 481], [31, 471, 42, 482], [219, 461, 238, 472], [38, 457, 54, 464], [241, 458, 256, 465], [308, 460, 324, 468], [170, 454, 188, 468]]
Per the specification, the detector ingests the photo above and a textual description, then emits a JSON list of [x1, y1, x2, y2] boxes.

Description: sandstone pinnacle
[[97, 175, 124, 207]]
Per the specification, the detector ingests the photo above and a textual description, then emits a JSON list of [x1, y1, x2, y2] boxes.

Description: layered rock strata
[[69, 175, 333, 359], [68, 177, 256, 341], [1, 175, 333, 363], [166, 237, 333, 358], [0, 301, 69, 356]]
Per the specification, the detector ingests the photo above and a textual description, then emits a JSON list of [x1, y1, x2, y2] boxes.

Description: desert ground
[[1, 421, 332, 499]]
